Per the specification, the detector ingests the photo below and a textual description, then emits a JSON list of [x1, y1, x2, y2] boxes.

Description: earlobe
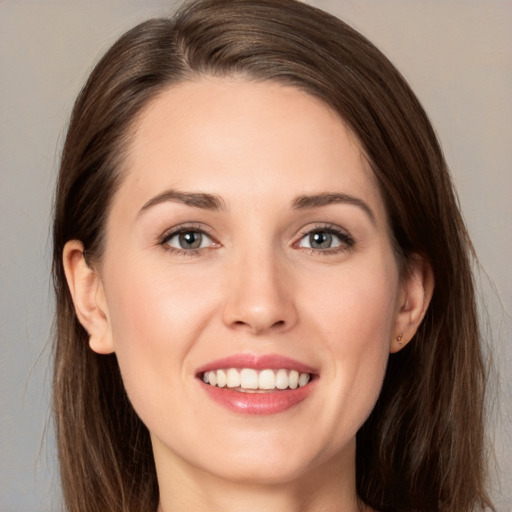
[[62, 240, 115, 354], [390, 254, 434, 353]]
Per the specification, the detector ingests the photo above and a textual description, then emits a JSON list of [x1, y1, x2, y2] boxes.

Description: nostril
[[229, 318, 287, 333]]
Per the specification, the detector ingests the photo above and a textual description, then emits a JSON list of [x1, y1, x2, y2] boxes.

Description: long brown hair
[[52, 1, 493, 510]]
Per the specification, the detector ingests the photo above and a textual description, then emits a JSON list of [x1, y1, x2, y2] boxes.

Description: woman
[[52, 0, 493, 511]]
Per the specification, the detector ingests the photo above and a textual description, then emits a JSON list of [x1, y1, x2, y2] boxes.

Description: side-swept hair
[[52, 1, 492, 510]]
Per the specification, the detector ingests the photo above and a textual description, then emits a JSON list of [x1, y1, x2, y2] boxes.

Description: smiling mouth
[[200, 368, 312, 392]]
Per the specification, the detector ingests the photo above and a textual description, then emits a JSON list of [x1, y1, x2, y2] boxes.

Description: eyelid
[[159, 223, 219, 253], [157, 222, 354, 256], [294, 223, 355, 252]]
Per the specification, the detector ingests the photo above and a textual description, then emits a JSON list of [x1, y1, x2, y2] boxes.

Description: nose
[[221, 247, 298, 335]]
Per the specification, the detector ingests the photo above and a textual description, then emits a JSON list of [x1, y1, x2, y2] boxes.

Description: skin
[[64, 78, 432, 512]]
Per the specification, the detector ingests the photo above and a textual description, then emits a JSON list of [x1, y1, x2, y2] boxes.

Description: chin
[[205, 453, 317, 486], [197, 429, 348, 487]]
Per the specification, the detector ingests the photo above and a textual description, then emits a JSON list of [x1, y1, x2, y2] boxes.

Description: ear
[[62, 240, 115, 354], [390, 253, 434, 353]]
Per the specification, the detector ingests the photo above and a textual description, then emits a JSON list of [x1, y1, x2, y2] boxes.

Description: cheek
[[301, 259, 399, 436], [101, 256, 218, 413], [105, 251, 216, 344], [306, 258, 399, 345]]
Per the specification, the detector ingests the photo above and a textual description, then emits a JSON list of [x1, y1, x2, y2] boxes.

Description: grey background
[[1, 1, 511, 510]]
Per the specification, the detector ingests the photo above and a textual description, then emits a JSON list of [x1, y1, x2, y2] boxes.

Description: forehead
[[115, 77, 386, 220]]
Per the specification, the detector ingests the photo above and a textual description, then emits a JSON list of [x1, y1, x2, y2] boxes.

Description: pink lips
[[197, 354, 317, 415], [196, 353, 316, 375]]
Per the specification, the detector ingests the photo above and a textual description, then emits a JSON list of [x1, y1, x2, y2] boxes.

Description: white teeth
[[216, 369, 227, 388], [298, 372, 310, 387], [258, 369, 275, 390], [226, 368, 241, 388], [207, 370, 217, 386], [240, 368, 258, 389], [202, 368, 312, 391], [275, 369, 289, 389], [289, 370, 299, 389]]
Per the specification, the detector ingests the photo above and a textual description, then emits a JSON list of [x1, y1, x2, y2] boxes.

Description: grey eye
[[310, 231, 333, 249], [166, 230, 213, 250], [299, 230, 342, 250]]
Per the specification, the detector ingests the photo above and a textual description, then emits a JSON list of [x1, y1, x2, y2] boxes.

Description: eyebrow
[[138, 189, 375, 223], [138, 189, 225, 216], [292, 192, 376, 224]]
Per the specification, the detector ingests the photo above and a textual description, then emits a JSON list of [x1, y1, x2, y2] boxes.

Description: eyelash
[[159, 224, 217, 257], [158, 223, 355, 257], [294, 224, 355, 255]]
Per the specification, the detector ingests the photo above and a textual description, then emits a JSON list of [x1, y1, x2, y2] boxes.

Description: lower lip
[[199, 380, 316, 415]]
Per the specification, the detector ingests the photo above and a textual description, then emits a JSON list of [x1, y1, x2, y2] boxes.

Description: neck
[[154, 441, 367, 512]]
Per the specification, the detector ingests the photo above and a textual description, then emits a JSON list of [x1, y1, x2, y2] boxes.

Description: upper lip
[[196, 353, 317, 376]]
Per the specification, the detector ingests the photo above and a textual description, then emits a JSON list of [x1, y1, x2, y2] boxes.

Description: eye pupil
[[179, 231, 202, 249], [310, 231, 332, 249]]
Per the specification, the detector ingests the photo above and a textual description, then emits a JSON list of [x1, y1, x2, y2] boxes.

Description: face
[[89, 78, 410, 486]]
